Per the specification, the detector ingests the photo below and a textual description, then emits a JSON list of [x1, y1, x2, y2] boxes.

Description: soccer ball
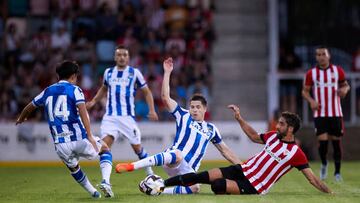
[[139, 174, 165, 196]]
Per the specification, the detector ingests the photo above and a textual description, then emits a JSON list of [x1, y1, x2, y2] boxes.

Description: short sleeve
[[210, 125, 222, 144], [74, 86, 85, 105], [103, 68, 110, 86], [304, 69, 313, 86], [290, 147, 309, 170], [337, 66, 346, 83], [135, 69, 147, 89], [170, 104, 188, 126], [259, 131, 277, 143], [32, 90, 46, 107]]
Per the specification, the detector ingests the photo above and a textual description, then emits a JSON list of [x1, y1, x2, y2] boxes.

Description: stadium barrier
[[0, 122, 266, 162]]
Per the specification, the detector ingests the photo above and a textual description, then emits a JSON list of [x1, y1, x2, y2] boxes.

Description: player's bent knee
[[190, 184, 201, 193], [211, 179, 227, 195]]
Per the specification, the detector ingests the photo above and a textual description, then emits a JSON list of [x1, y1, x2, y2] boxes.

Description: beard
[[276, 130, 287, 139]]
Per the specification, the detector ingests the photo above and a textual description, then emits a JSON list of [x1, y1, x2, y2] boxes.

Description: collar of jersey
[[115, 65, 129, 72], [58, 80, 70, 83]]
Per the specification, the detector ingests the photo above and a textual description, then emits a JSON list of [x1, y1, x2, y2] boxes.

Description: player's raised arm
[[301, 168, 333, 194], [86, 84, 107, 110], [161, 57, 177, 112], [228, 104, 263, 144], [16, 102, 37, 125]]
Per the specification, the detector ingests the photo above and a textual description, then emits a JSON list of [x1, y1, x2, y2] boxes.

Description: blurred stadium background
[[0, 0, 360, 162]]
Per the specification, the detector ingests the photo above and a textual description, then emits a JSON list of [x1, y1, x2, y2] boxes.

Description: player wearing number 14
[[16, 61, 113, 198]]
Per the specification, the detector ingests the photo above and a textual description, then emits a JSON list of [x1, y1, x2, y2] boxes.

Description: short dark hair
[[316, 45, 330, 53], [56, 61, 80, 80], [190, 94, 207, 106], [281, 112, 301, 134], [115, 44, 128, 51]]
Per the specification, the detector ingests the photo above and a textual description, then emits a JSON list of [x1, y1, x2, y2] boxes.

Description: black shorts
[[219, 164, 258, 194], [314, 117, 344, 137]]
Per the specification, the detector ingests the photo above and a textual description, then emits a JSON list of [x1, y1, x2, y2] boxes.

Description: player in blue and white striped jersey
[[16, 61, 113, 198], [115, 58, 242, 195], [87, 45, 158, 177]]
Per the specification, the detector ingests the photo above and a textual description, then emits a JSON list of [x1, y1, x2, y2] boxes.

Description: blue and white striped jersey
[[103, 66, 147, 117], [170, 105, 222, 171], [32, 80, 87, 144]]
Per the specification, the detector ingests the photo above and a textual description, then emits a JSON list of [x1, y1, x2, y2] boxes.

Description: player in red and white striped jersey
[[162, 105, 332, 195], [302, 46, 350, 182]]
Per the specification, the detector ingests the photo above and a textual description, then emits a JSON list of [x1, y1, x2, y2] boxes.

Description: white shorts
[[100, 115, 141, 145], [163, 158, 196, 177], [54, 137, 102, 168]]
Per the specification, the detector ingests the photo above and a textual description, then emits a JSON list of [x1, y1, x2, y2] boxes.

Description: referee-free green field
[[0, 161, 359, 203]]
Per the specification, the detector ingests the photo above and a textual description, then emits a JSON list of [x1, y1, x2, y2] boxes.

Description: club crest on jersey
[[128, 72, 134, 78], [283, 150, 290, 156]]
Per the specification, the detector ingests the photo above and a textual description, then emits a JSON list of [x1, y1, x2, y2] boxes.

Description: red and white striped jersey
[[241, 131, 309, 194], [304, 64, 346, 117]]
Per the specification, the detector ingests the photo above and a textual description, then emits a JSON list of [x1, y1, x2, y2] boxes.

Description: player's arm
[[337, 80, 350, 98], [214, 142, 242, 164], [161, 57, 177, 112], [86, 84, 107, 110], [78, 103, 98, 152], [227, 104, 263, 144], [302, 85, 319, 111], [16, 102, 37, 125], [301, 168, 333, 194], [141, 86, 159, 121]]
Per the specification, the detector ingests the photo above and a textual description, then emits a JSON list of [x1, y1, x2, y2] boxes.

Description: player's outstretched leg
[[135, 147, 154, 175], [115, 150, 180, 174], [162, 185, 200, 194], [70, 165, 101, 198], [99, 150, 114, 197]]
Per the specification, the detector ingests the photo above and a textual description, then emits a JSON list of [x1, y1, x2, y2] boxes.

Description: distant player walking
[[87, 45, 158, 178], [115, 57, 241, 195], [16, 61, 113, 198], [162, 107, 333, 195], [302, 46, 350, 181]]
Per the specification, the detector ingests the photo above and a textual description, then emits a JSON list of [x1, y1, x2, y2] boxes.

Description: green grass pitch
[[0, 161, 359, 203]]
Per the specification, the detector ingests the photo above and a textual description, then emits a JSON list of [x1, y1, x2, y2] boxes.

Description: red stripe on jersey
[[330, 66, 336, 116], [257, 165, 292, 194], [316, 68, 321, 116], [308, 65, 345, 118], [324, 69, 329, 117], [241, 133, 308, 194]]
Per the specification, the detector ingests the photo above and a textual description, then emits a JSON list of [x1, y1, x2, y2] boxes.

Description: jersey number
[[45, 95, 70, 121]]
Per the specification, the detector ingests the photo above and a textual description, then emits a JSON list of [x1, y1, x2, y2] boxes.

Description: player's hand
[[148, 111, 159, 121], [87, 136, 99, 152], [163, 57, 173, 73], [15, 117, 26, 125], [309, 100, 319, 111], [86, 100, 95, 110], [337, 88, 347, 98], [227, 104, 242, 121]]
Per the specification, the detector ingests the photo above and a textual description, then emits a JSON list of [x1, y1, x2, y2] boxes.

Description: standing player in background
[[16, 61, 113, 198], [87, 45, 158, 178], [302, 46, 350, 181], [115, 57, 241, 195], [161, 106, 333, 195]]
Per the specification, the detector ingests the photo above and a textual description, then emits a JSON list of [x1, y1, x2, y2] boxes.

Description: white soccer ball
[[139, 174, 165, 196]]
